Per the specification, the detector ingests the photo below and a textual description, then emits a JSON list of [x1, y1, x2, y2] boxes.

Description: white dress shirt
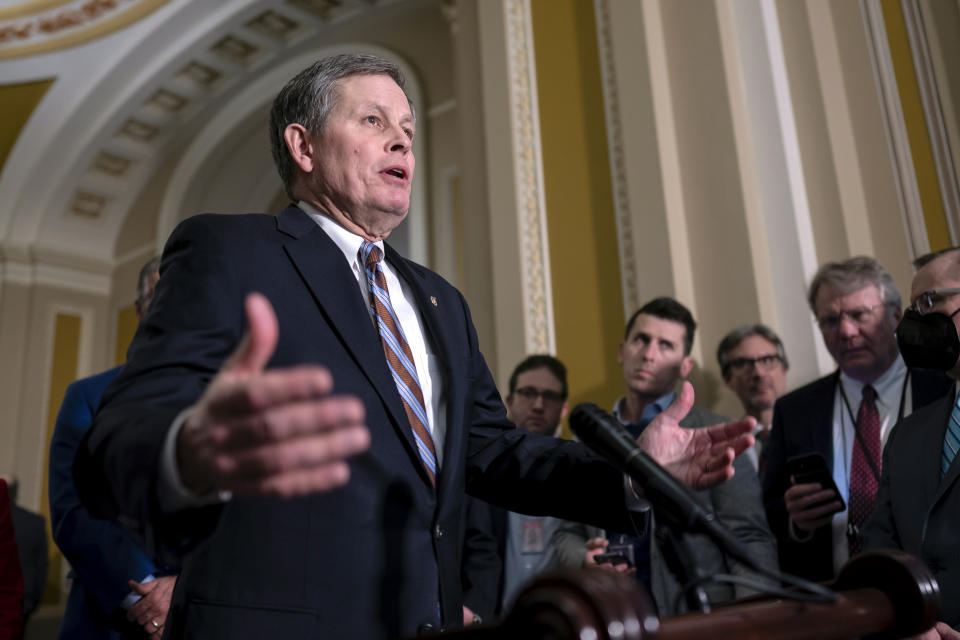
[[829, 355, 911, 573]]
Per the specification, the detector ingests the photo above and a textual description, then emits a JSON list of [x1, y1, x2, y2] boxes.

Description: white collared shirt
[[829, 355, 911, 573], [301, 202, 446, 466]]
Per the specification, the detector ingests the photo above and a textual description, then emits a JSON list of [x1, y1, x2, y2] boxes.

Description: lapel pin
[[430, 296, 438, 307]]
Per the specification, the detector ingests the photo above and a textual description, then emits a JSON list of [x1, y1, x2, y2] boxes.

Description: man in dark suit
[[0, 479, 24, 640], [863, 248, 960, 637], [763, 256, 952, 583], [49, 257, 178, 639], [75, 54, 755, 639], [0, 476, 46, 635], [554, 298, 778, 614]]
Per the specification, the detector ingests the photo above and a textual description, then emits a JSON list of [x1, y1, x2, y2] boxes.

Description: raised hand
[[637, 381, 755, 490], [176, 293, 371, 498]]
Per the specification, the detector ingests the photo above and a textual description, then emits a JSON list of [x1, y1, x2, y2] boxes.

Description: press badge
[[521, 519, 545, 553]]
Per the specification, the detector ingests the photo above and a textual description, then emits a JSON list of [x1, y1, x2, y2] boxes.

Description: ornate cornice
[[594, 0, 639, 317], [504, 0, 554, 355], [0, 0, 171, 60]]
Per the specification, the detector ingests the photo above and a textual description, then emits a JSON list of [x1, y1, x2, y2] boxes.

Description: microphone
[[568, 403, 761, 572]]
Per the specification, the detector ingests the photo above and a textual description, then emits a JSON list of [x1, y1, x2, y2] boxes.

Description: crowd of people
[[1, 52, 959, 639]]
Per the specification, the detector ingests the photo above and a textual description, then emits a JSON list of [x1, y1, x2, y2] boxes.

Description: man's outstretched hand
[[637, 381, 754, 490], [176, 293, 371, 498]]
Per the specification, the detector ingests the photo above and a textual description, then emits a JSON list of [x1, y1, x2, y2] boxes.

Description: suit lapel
[[811, 373, 839, 468], [275, 208, 423, 474]]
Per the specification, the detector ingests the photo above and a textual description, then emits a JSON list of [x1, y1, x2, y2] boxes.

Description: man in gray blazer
[[554, 297, 778, 614]]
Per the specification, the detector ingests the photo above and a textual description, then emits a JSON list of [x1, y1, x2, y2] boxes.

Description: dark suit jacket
[[863, 389, 960, 628], [0, 480, 24, 640], [8, 503, 45, 620], [762, 368, 953, 582], [50, 366, 164, 639], [75, 208, 632, 639]]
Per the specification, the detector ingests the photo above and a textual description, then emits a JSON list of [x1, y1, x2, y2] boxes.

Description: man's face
[[309, 74, 415, 239], [134, 270, 160, 320], [723, 335, 787, 418], [815, 283, 901, 383], [505, 367, 568, 435], [618, 314, 693, 398], [910, 255, 960, 378]]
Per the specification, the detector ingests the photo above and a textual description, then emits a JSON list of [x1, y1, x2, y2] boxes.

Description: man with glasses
[[555, 298, 777, 614], [763, 256, 952, 584], [861, 248, 960, 635], [462, 355, 571, 618], [717, 324, 790, 474]]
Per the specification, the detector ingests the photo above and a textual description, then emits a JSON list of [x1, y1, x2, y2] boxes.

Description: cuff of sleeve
[[120, 574, 155, 610], [159, 409, 232, 513]]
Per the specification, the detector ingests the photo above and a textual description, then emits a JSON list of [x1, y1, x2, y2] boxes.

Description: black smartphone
[[786, 452, 846, 512], [593, 552, 630, 566]]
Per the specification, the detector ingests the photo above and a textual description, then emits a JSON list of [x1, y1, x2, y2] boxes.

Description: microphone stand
[[655, 520, 711, 613]]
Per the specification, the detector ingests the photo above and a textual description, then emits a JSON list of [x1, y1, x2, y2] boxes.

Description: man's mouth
[[382, 167, 408, 180]]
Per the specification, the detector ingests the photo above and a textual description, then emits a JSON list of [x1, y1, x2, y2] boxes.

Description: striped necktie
[[942, 394, 960, 477], [360, 241, 437, 486]]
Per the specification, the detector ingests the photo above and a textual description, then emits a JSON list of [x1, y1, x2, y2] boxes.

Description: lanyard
[[836, 369, 909, 485]]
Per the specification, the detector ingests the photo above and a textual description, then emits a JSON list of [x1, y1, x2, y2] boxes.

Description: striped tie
[[360, 241, 437, 486], [942, 395, 960, 477]]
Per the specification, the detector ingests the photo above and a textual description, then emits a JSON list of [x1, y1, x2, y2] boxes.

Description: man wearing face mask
[[863, 248, 960, 635], [763, 257, 953, 584]]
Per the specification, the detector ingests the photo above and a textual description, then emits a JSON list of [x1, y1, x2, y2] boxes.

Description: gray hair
[[807, 256, 901, 314], [716, 324, 789, 379], [268, 53, 413, 201], [136, 256, 161, 305]]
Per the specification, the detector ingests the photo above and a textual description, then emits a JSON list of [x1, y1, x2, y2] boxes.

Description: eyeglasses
[[726, 354, 783, 374], [817, 304, 886, 332], [513, 386, 566, 406], [910, 288, 960, 316]]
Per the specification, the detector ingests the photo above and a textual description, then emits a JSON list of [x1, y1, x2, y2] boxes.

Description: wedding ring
[[151, 620, 160, 629]]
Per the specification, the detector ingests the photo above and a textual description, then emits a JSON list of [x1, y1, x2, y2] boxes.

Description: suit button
[[417, 622, 438, 636], [434, 524, 443, 539]]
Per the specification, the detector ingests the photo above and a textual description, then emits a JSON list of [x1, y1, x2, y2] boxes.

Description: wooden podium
[[438, 550, 940, 640]]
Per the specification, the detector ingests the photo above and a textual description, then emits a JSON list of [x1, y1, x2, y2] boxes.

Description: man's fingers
[[660, 380, 695, 424], [205, 366, 336, 421], [209, 395, 365, 450], [222, 293, 279, 375], [213, 424, 370, 482], [231, 462, 355, 497]]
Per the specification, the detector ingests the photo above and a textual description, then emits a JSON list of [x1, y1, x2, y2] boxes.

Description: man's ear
[[560, 401, 570, 421], [617, 341, 625, 366], [891, 304, 903, 325], [680, 355, 694, 379], [284, 123, 315, 174]]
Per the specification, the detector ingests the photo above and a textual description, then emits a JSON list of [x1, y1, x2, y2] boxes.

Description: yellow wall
[[115, 305, 138, 366], [0, 79, 55, 175], [41, 313, 81, 603], [881, 0, 951, 251], [531, 0, 625, 422]]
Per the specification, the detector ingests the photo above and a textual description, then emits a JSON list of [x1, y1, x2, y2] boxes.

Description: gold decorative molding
[[505, 0, 554, 355], [0, 0, 171, 60], [594, 0, 639, 317]]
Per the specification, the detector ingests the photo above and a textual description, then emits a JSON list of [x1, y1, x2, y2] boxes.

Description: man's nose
[[532, 394, 545, 409], [386, 124, 410, 153], [837, 313, 859, 337]]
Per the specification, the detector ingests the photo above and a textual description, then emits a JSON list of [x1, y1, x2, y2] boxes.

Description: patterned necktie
[[360, 241, 437, 486], [848, 384, 881, 556], [942, 395, 960, 477]]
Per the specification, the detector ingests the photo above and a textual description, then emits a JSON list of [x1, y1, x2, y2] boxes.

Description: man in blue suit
[[49, 257, 177, 638], [74, 54, 756, 639]]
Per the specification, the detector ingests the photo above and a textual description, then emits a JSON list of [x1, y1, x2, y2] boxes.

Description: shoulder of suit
[[682, 405, 730, 428], [70, 365, 124, 398], [776, 372, 837, 408]]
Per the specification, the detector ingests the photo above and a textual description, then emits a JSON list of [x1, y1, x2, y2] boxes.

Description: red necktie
[[848, 385, 880, 555]]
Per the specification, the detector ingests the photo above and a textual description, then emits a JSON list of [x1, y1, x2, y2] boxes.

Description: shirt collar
[[838, 353, 907, 409], [612, 391, 676, 429], [298, 201, 385, 267]]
